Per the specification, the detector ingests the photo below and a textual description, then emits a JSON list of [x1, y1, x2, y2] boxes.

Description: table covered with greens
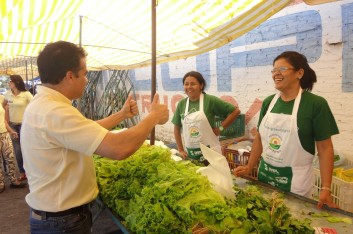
[[94, 144, 352, 234]]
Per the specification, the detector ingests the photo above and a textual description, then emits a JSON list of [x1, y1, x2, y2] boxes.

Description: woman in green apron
[[234, 51, 339, 209], [172, 71, 240, 163]]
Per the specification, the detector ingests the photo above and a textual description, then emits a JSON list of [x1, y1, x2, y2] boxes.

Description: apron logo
[[189, 149, 202, 156], [189, 127, 200, 137], [275, 177, 288, 184], [269, 134, 282, 151], [264, 163, 268, 171], [268, 167, 280, 175]]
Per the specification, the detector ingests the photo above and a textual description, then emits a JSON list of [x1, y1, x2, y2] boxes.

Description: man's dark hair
[[37, 41, 87, 85]]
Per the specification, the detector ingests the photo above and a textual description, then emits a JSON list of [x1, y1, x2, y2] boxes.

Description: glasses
[[271, 67, 296, 74]]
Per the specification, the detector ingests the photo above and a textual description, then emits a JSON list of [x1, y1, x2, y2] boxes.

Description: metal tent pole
[[150, 0, 157, 145], [25, 60, 28, 89], [79, 16, 83, 47]]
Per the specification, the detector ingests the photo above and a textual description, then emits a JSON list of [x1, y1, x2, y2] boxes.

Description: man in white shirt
[[21, 40, 169, 233]]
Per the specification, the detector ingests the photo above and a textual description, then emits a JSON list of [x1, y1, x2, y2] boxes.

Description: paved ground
[[0, 178, 124, 234]]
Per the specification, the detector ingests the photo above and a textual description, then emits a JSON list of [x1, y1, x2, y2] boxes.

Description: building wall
[[130, 1, 353, 159]]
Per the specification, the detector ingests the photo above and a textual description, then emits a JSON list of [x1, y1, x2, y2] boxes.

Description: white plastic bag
[[197, 143, 235, 199]]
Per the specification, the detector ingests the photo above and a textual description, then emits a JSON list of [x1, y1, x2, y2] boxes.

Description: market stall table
[[236, 177, 353, 233], [93, 176, 352, 234], [93, 198, 131, 234]]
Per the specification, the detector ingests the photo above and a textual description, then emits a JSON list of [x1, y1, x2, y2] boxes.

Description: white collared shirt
[[21, 85, 108, 212]]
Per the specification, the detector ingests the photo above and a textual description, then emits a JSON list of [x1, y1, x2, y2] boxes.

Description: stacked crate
[[311, 158, 353, 213], [216, 114, 246, 147], [223, 148, 258, 180]]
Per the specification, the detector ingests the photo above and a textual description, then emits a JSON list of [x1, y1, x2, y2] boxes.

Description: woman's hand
[[178, 150, 188, 159], [213, 127, 221, 136], [317, 189, 339, 209], [10, 131, 18, 139], [233, 165, 252, 177]]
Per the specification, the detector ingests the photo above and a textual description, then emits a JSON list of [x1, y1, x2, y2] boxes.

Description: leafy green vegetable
[[309, 212, 330, 218], [94, 144, 314, 233], [309, 212, 352, 225], [334, 154, 340, 162], [327, 217, 352, 224]]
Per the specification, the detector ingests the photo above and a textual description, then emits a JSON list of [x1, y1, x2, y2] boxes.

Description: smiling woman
[[172, 71, 241, 164], [234, 51, 340, 210]]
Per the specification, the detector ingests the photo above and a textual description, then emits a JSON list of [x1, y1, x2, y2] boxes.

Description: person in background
[[172, 71, 240, 163], [0, 94, 27, 193], [21, 41, 169, 233], [3, 75, 33, 181], [234, 51, 339, 209]]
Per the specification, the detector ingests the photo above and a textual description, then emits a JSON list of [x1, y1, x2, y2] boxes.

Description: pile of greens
[[94, 144, 314, 233]]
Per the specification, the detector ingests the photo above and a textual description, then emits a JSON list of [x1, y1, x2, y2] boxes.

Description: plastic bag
[[196, 143, 235, 199]]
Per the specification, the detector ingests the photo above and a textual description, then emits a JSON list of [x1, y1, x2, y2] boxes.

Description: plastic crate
[[311, 158, 353, 213], [223, 148, 258, 180], [215, 114, 245, 141], [220, 136, 248, 149]]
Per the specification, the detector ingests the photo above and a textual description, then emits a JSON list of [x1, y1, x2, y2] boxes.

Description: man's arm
[[95, 93, 169, 160]]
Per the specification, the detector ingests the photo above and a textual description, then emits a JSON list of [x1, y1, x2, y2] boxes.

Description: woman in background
[[0, 94, 27, 193], [3, 75, 33, 181], [172, 71, 240, 163]]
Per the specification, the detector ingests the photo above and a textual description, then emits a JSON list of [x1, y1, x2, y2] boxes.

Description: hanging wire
[[75, 70, 140, 128], [0, 56, 139, 128]]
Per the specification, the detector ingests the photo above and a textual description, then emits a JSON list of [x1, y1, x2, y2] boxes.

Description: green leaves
[[94, 145, 315, 234]]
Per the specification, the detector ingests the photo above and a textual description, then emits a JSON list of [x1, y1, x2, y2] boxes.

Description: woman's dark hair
[[37, 41, 87, 85], [9, 75, 27, 92], [182, 71, 207, 93], [273, 51, 317, 91]]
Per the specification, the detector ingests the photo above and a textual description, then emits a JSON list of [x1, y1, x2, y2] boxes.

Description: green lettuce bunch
[[94, 144, 314, 234]]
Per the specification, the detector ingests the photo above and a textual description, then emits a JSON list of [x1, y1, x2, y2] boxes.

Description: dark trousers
[[30, 203, 93, 234], [10, 123, 24, 174]]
